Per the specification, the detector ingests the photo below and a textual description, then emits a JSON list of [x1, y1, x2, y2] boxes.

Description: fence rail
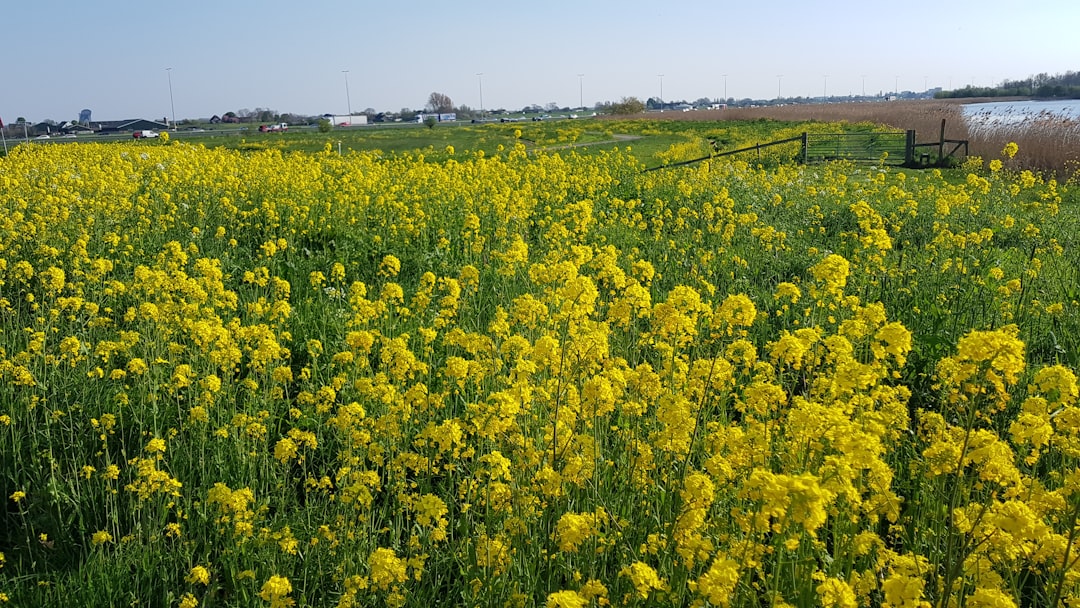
[[646, 120, 967, 171]]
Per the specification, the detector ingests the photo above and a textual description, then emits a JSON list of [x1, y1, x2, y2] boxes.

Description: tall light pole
[[477, 73, 484, 120], [342, 70, 352, 116], [722, 74, 728, 102], [776, 75, 783, 101], [861, 75, 867, 97], [894, 75, 899, 97], [822, 74, 828, 102], [658, 74, 664, 112], [166, 67, 176, 130], [578, 73, 584, 110]]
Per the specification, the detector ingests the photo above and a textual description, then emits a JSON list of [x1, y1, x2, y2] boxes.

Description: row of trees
[[423, 91, 654, 118], [936, 70, 1080, 99]]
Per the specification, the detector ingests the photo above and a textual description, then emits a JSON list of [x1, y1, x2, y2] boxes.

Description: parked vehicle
[[132, 130, 158, 139], [259, 123, 289, 133]]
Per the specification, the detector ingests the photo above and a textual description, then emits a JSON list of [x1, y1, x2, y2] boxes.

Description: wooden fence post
[[905, 130, 916, 166], [939, 119, 946, 164]]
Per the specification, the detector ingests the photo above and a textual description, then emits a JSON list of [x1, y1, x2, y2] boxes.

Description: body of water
[[962, 99, 1080, 125]]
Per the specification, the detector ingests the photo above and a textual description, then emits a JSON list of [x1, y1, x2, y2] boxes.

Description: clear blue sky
[[4, 0, 1077, 122]]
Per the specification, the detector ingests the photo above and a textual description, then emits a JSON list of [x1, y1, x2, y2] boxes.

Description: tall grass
[[965, 111, 1080, 178]]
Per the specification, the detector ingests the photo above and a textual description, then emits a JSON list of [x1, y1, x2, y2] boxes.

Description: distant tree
[[16, 117, 26, 123], [317, 119, 332, 133], [545, 102, 559, 112], [426, 92, 454, 113], [362, 107, 376, 116], [400, 107, 417, 121], [423, 116, 438, 129], [608, 97, 645, 115]]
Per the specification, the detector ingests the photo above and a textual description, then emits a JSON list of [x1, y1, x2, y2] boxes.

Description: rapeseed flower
[[619, 561, 664, 599], [258, 575, 294, 607], [369, 547, 408, 590], [546, 590, 587, 608], [693, 556, 740, 606], [186, 565, 210, 585]]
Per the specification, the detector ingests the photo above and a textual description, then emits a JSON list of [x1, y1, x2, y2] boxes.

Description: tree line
[[936, 70, 1080, 100]]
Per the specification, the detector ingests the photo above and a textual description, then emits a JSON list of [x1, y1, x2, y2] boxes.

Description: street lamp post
[[342, 70, 352, 117], [722, 74, 727, 102], [477, 73, 484, 121], [861, 75, 867, 97], [777, 75, 783, 101], [578, 74, 584, 111], [166, 67, 176, 130], [658, 74, 664, 112], [823, 74, 828, 102]]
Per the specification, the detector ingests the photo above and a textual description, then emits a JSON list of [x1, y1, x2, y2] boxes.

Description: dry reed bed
[[965, 111, 1080, 178]]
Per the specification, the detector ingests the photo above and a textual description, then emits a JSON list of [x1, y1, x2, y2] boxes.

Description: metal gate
[[802, 131, 911, 164]]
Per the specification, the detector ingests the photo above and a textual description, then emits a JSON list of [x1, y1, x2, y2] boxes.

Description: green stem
[[1050, 495, 1080, 608]]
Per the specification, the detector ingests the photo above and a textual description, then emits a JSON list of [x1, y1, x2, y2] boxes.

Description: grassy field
[[22, 116, 900, 170], [2, 120, 1079, 607]]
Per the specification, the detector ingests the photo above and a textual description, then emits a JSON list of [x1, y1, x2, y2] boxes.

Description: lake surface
[[962, 99, 1080, 125]]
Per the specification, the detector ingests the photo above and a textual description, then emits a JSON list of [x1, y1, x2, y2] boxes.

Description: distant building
[[94, 119, 170, 133], [60, 121, 94, 134]]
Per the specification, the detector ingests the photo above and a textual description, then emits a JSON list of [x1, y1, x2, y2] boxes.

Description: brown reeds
[[965, 110, 1080, 180]]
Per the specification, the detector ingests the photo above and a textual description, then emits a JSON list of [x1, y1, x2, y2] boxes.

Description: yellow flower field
[[1, 135, 1079, 607]]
